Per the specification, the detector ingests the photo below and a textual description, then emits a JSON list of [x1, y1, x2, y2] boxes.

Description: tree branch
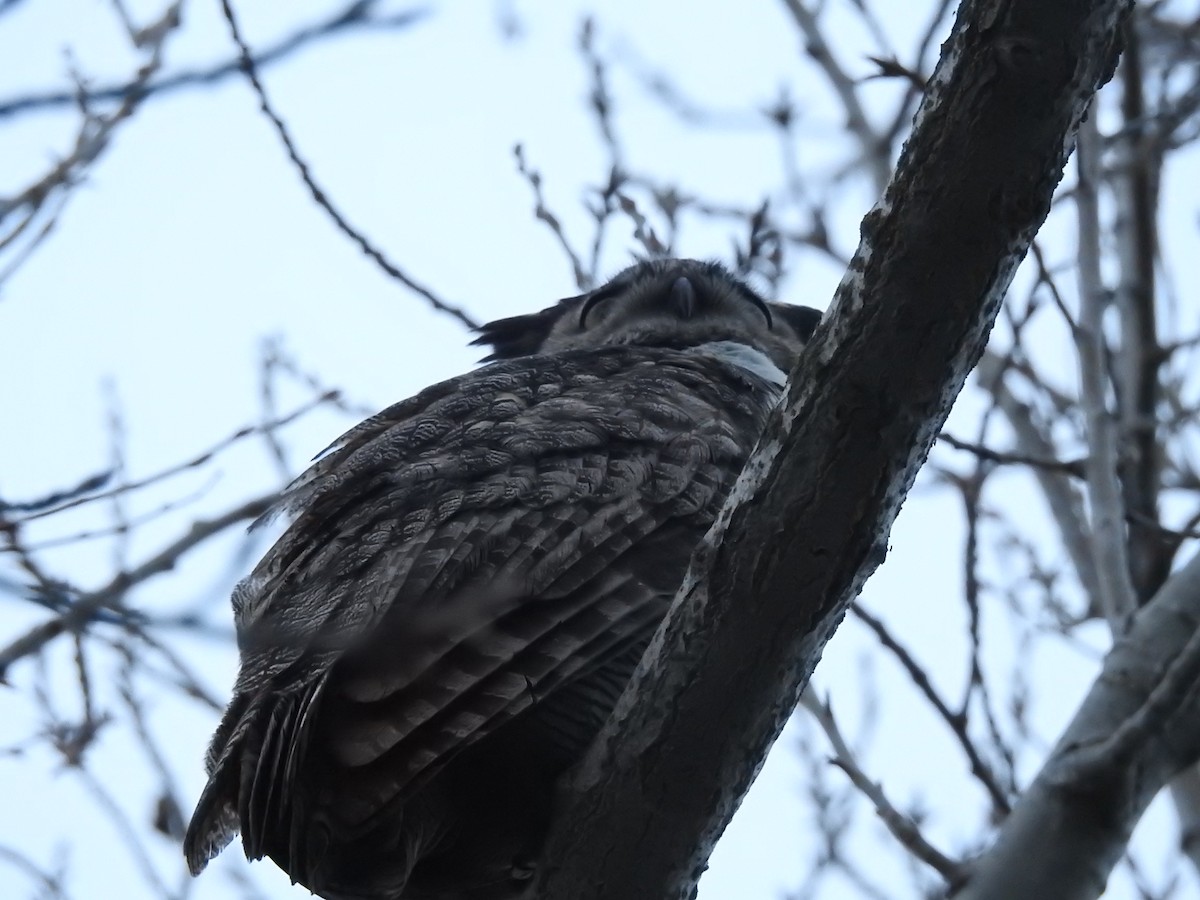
[[0, 495, 274, 679], [217, 0, 479, 331], [535, 1, 1131, 897], [1110, 14, 1166, 602], [0, 3, 180, 229], [801, 688, 964, 883], [953, 548, 1200, 899], [852, 602, 1012, 814], [0, 1, 429, 122], [1075, 118, 1140, 622], [938, 431, 1086, 478], [978, 352, 1105, 611], [780, 0, 892, 196]]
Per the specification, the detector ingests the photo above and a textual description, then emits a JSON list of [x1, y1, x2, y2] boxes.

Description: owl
[[183, 258, 821, 899]]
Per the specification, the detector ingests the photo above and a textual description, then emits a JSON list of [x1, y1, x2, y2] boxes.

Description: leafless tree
[[3, 1, 1200, 898]]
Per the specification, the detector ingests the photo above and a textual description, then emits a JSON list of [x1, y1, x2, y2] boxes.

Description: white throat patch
[[694, 340, 788, 388]]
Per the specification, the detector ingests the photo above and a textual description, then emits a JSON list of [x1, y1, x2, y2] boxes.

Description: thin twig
[[801, 689, 964, 883], [977, 351, 1105, 609], [0, 1, 430, 122], [216, 0, 478, 331], [938, 432, 1086, 477], [0, 845, 69, 899], [851, 602, 1012, 814], [513, 144, 590, 290], [11, 394, 333, 524], [779, 0, 891, 195], [0, 3, 180, 227], [0, 495, 275, 678]]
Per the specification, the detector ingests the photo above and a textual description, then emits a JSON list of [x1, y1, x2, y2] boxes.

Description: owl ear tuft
[[470, 296, 584, 361], [772, 304, 823, 342]]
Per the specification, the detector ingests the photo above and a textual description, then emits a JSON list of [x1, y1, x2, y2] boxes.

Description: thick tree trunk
[[535, 1, 1133, 898]]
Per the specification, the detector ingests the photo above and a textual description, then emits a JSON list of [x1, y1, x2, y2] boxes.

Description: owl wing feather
[[184, 345, 777, 881]]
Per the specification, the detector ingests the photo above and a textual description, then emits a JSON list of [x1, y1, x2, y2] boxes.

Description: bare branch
[[0, 470, 114, 516], [1109, 20, 1167, 603], [216, 0, 479, 331], [801, 689, 964, 883], [9, 393, 335, 525], [1074, 118, 1140, 622], [0, 495, 274, 679], [938, 431, 1086, 478], [979, 352, 1105, 611], [954, 549, 1200, 900], [779, 0, 891, 195], [1067, 622, 1200, 778], [0, 844, 69, 900], [0, 1, 430, 122], [537, 1, 1130, 895], [852, 602, 1012, 814], [0, 2, 181, 240], [513, 145, 592, 291]]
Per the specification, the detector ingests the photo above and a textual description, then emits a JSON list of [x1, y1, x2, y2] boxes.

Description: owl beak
[[670, 276, 697, 319]]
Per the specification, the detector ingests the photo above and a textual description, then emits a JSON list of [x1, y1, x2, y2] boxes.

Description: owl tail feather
[[183, 674, 329, 880], [184, 768, 240, 874], [183, 688, 262, 874]]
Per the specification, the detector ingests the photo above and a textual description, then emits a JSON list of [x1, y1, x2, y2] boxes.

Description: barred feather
[[184, 258, 820, 899]]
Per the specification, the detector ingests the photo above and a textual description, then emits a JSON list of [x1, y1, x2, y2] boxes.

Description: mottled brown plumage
[[184, 258, 821, 899]]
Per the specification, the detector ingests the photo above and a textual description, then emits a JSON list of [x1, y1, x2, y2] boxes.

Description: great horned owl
[[184, 258, 821, 899]]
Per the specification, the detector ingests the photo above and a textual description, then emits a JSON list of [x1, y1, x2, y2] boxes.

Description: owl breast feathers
[[184, 258, 821, 899]]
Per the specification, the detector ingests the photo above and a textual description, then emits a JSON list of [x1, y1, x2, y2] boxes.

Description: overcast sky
[[1, 2, 1195, 899]]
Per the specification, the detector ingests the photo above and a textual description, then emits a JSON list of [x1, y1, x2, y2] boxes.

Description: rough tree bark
[[953, 549, 1200, 900], [534, 0, 1133, 898]]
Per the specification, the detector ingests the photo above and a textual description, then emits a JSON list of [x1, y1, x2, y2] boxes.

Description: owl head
[[473, 259, 822, 371]]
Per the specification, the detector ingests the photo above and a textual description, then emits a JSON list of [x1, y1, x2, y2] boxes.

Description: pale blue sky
[[1, 2, 1195, 898]]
